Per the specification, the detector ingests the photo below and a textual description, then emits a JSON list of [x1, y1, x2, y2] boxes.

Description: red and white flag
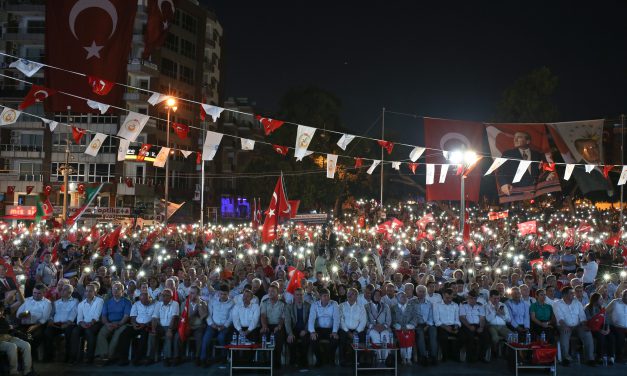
[[142, 0, 178, 59], [273, 144, 289, 156], [87, 76, 114, 95], [257, 115, 285, 135], [286, 267, 304, 294], [261, 176, 291, 243], [19, 85, 57, 110], [517, 220, 537, 236], [171, 122, 189, 139], [72, 127, 87, 144], [487, 210, 509, 220], [46, 0, 136, 112], [416, 213, 435, 230], [378, 140, 394, 154]]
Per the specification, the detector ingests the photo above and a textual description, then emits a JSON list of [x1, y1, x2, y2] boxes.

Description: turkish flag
[[26, 186, 34, 194], [72, 126, 86, 144], [273, 144, 289, 156], [408, 162, 418, 174], [137, 144, 151, 161], [87, 75, 114, 95], [424, 118, 484, 201], [6, 186, 14, 194], [288, 200, 300, 218], [171, 122, 189, 139], [256, 115, 285, 135], [45, 1, 137, 112], [530, 258, 544, 270], [142, 0, 178, 59], [488, 210, 509, 220], [377, 140, 394, 154], [286, 267, 304, 294], [541, 161, 556, 172], [261, 176, 291, 243], [100, 226, 122, 250], [125, 177, 134, 187], [517, 220, 537, 236], [177, 297, 190, 342], [603, 165, 614, 179], [43, 185, 53, 197], [19, 85, 57, 110], [354, 158, 363, 168], [416, 213, 435, 230], [542, 244, 558, 253], [77, 183, 85, 195]]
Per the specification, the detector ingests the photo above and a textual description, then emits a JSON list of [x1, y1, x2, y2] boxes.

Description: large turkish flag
[[142, 0, 178, 59], [423, 118, 484, 202], [45, 0, 137, 113]]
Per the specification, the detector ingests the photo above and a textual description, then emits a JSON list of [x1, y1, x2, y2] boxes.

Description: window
[[26, 20, 45, 34], [164, 34, 179, 52], [19, 162, 42, 181], [180, 39, 196, 59], [51, 163, 85, 182], [181, 12, 197, 33], [87, 163, 115, 183], [17, 195, 37, 206], [161, 58, 177, 79], [137, 79, 149, 90], [87, 133, 115, 154], [179, 65, 194, 85]]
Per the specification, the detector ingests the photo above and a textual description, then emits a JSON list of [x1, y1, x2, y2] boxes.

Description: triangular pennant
[[377, 140, 394, 154], [86, 100, 110, 114], [354, 158, 363, 168], [513, 160, 533, 183], [585, 164, 595, 173], [326, 154, 338, 179], [9, 58, 44, 77], [256, 115, 285, 135], [117, 139, 130, 161], [117, 112, 149, 142], [273, 144, 289, 156], [71, 127, 87, 144], [294, 125, 316, 159], [295, 150, 313, 162], [392, 162, 401, 170], [147, 92, 168, 106], [337, 134, 355, 150], [564, 164, 575, 181], [200, 104, 225, 122], [618, 166, 627, 186], [366, 160, 381, 174], [84, 133, 107, 157], [439, 164, 450, 183], [409, 147, 425, 162], [181, 150, 193, 158], [202, 131, 223, 161], [42, 119, 58, 132], [241, 138, 255, 150], [425, 164, 435, 185], [0, 107, 21, 125], [87, 76, 114, 95], [603, 165, 614, 178], [485, 157, 507, 176], [408, 162, 418, 174], [153, 147, 171, 167]]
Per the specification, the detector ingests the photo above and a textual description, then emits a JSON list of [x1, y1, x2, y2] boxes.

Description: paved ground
[[34, 360, 627, 376]]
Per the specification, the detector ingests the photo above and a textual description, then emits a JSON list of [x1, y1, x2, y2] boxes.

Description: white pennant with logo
[[117, 112, 149, 142], [409, 147, 425, 162], [337, 134, 355, 150], [84, 133, 107, 157], [153, 147, 170, 168], [117, 139, 130, 161], [326, 154, 338, 179], [294, 125, 316, 159]]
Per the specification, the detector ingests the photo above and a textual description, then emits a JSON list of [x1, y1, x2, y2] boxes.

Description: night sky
[[209, 0, 627, 143]]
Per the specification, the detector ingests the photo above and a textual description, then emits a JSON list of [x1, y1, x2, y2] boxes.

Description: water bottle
[[603, 355, 608, 367], [540, 331, 546, 344], [232, 331, 238, 345], [262, 334, 267, 348], [270, 334, 275, 348], [382, 334, 387, 349], [239, 332, 245, 345], [365, 333, 370, 348], [353, 332, 359, 348], [575, 352, 581, 364], [525, 332, 531, 345]]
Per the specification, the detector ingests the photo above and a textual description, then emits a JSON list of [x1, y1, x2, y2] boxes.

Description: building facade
[[0, 0, 223, 225]]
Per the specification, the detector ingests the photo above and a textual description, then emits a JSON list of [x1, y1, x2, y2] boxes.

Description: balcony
[[0, 144, 44, 159], [123, 89, 150, 102], [116, 176, 154, 196], [0, 173, 43, 182], [127, 58, 158, 75]]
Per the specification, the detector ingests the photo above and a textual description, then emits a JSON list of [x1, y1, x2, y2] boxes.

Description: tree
[[495, 67, 559, 122]]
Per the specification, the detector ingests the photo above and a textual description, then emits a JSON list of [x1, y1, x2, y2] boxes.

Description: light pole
[[448, 149, 477, 234], [164, 97, 177, 226]]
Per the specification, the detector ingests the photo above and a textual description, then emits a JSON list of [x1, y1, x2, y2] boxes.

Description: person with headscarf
[[365, 289, 393, 363], [390, 291, 417, 365]]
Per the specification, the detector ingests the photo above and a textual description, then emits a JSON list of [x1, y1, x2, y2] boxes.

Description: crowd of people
[[0, 198, 626, 375]]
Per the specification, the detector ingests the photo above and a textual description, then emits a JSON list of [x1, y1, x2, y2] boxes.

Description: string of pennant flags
[[2, 54, 627, 187]]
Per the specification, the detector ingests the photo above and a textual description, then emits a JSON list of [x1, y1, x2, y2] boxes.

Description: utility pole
[[380, 107, 385, 207], [200, 116, 206, 228], [621, 114, 625, 225], [60, 106, 73, 227], [164, 97, 177, 226]]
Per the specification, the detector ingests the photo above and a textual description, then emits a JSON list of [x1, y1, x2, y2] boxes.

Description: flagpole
[[621, 114, 625, 225], [200, 117, 206, 228], [380, 107, 385, 207], [61, 106, 71, 228]]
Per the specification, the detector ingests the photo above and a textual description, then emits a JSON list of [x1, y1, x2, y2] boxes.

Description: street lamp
[[164, 97, 177, 226], [448, 149, 478, 234]]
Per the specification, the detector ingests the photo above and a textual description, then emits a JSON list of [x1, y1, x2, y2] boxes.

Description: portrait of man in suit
[[497, 131, 556, 196], [572, 137, 613, 197]]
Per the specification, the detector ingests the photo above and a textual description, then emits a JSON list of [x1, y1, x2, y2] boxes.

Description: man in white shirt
[[150, 288, 180, 366], [425, 281, 443, 305], [414, 285, 438, 366], [459, 291, 489, 363], [552, 286, 594, 366], [339, 287, 367, 366], [70, 283, 104, 364], [120, 292, 155, 366], [581, 253, 598, 287], [308, 288, 339, 367], [232, 289, 260, 342], [43, 283, 77, 362], [381, 283, 397, 307], [201, 285, 234, 365], [485, 289, 512, 358], [16, 283, 52, 356], [433, 288, 461, 362], [606, 289, 627, 364]]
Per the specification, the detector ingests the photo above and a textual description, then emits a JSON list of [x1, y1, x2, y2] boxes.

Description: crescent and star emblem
[[158, 0, 175, 29], [69, 0, 118, 59], [34, 90, 49, 101]]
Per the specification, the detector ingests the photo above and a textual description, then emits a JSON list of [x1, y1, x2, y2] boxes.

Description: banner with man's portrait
[[485, 123, 561, 203], [547, 120, 613, 197]]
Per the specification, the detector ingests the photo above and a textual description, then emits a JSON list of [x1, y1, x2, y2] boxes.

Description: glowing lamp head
[[166, 97, 176, 107]]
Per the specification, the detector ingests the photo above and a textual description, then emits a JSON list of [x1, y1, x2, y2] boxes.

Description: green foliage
[[495, 67, 559, 122]]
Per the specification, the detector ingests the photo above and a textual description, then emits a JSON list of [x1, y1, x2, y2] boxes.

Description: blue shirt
[[295, 306, 305, 332], [506, 299, 530, 329], [102, 297, 132, 322]]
